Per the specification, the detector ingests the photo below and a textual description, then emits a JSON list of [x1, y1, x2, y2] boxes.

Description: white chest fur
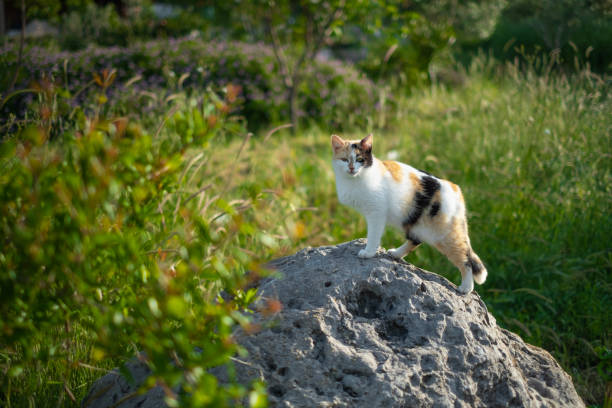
[[333, 162, 386, 216], [333, 158, 422, 233]]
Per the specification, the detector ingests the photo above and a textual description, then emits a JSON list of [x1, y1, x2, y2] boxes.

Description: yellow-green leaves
[[166, 296, 187, 319], [0, 86, 268, 406]]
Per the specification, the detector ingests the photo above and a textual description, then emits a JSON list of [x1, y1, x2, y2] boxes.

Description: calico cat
[[331, 133, 487, 294]]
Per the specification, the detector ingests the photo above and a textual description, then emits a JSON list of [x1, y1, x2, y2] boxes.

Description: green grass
[[220, 64, 611, 405], [1, 328, 121, 406], [388, 67, 611, 405], [2, 60, 610, 406]]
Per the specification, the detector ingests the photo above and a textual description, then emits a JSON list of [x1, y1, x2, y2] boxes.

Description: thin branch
[[63, 381, 77, 403], [287, 0, 346, 112], [144, 248, 180, 255], [264, 15, 291, 86], [295, 0, 347, 76], [304, 7, 314, 52], [77, 362, 113, 373], [314, 1, 346, 55]]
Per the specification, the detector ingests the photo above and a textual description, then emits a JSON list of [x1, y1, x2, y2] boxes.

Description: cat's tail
[[468, 250, 488, 285]]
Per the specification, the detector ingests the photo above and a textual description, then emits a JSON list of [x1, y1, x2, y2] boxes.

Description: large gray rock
[[82, 240, 584, 407], [221, 240, 584, 407]]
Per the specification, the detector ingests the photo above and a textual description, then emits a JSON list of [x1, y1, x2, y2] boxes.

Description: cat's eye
[[356, 158, 364, 163], [341, 158, 348, 162]]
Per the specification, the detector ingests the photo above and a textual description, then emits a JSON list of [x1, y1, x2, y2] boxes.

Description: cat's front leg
[[358, 213, 386, 258]]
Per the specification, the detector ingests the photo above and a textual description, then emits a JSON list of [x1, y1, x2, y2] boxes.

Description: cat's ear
[[361, 133, 373, 152], [331, 134, 345, 152]]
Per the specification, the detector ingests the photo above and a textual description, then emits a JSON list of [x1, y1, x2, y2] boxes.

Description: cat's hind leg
[[434, 226, 473, 294], [457, 264, 474, 294], [388, 235, 421, 259]]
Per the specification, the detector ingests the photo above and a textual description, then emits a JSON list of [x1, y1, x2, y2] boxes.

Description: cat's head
[[331, 134, 373, 177]]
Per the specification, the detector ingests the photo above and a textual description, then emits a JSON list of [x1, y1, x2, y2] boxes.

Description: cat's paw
[[387, 248, 405, 260], [457, 280, 474, 295], [358, 248, 377, 258]]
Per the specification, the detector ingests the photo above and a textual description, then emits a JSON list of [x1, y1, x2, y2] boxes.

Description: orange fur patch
[[434, 217, 470, 277], [382, 160, 402, 182], [409, 172, 420, 189], [332, 143, 350, 160]]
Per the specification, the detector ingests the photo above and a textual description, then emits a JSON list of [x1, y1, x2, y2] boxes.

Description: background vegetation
[[0, 0, 610, 407]]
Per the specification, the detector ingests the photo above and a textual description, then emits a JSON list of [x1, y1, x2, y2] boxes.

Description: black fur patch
[[466, 252, 483, 275], [429, 201, 440, 217], [352, 143, 373, 167], [406, 233, 421, 246], [362, 150, 373, 167], [403, 175, 441, 226], [420, 175, 440, 197]]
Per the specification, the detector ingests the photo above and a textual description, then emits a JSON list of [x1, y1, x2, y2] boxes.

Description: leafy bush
[[0, 75, 276, 406], [357, 12, 451, 86], [458, 0, 612, 74], [0, 37, 375, 132]]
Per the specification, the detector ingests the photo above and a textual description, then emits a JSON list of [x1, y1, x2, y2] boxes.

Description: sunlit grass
[[2, 327, 121, 407], [220, 66, 611, 405], [3, 59, 609, 406]]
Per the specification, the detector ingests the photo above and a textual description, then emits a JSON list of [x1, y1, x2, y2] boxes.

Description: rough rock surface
[[82, 240, 584, 407], [81, 355, 168, 408]]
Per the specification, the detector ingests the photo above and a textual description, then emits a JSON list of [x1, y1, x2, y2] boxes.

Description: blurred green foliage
[[7, 0, 89, 22], [0, 37, 375, 133], [459, 0, 612, 74], [1, 0, 611, 406], [356, 11, 451, 85], [59, 3, 142, 50], [0, 69, 279, 406], [412, 0, 507, 42]]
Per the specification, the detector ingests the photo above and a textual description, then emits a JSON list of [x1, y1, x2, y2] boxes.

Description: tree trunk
[[288, 84, 298, 134], [0, 0, 5, 37], [8, 0, 24, 90]]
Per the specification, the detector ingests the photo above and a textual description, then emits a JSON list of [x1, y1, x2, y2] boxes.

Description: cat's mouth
[[348, 169, 359, 176]]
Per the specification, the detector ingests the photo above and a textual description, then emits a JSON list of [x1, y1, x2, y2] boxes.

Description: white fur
[[457, 266, 474, 294], [333, 158, 464, 244], [333, 154, 475, 292]]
